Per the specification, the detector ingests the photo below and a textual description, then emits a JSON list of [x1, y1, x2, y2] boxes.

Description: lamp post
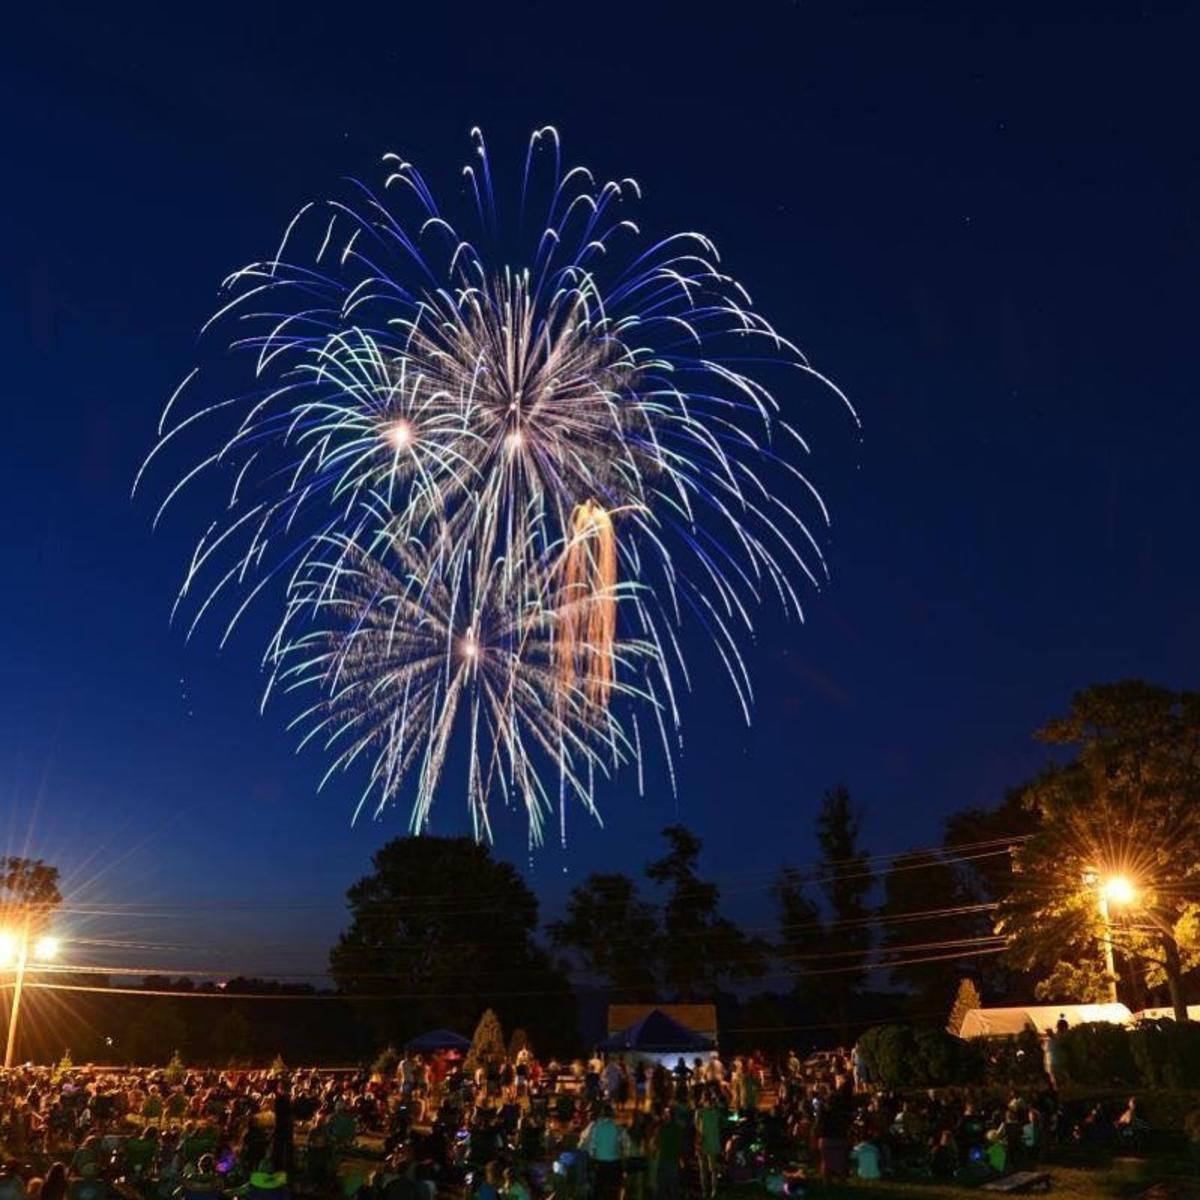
[[1, 920, 58, 1068], [1084, 871, 1134, 1005]]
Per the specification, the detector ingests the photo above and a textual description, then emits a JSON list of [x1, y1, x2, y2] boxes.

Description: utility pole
[[1097, 892, 1119, 1004], [5, 915, 30, 1069], [2, 915, 58, 1068]]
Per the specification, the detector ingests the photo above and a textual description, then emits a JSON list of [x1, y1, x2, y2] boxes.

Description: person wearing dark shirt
[[655, 1109, 683, 1200], [41, 1165, 67, 1200], [271, 1088, 293, 1175], [813, 1085, 852, 1179]]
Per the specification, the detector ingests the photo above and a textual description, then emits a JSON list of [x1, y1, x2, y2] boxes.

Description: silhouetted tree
[[769, 867, 826, 1005], [645, 826, 766, 999], [877, 850, 990, 1017], [548, 873, 659, 998], [331, 836, 577, 1053], [812, 786, 872, 1035]]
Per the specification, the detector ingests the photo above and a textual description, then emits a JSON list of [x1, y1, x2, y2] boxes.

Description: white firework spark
[[138, 127, 855, 839]]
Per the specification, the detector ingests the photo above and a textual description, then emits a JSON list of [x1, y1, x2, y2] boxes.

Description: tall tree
[[331, 837, 577, 1053], [944, 785, 1040, 903], [943, 786, 1041, 1002], [877, 851, 992, 1017], [813, 785, 873, 1030], [997, 682, 1200, 1020], [645, 826, 766, 999], [548, 873, 660, 999], [769, 867, 827, 1006]]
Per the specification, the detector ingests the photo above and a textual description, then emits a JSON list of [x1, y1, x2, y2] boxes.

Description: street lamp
[[1, 923, 58, 1068], [1085, 871, 1136, 1004]]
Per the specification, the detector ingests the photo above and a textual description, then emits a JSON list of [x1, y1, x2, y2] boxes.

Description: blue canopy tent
[[600, 1007, 715, 1055], [405, 1028, 471, 1053]]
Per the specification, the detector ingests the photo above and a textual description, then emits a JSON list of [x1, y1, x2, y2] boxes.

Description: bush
[[857, 1024, 980, 1088], [1129, 1019, 1200, 1089], [1183, 1107, 1200, 1144], [980, 1029, 1046, 1087], [1058, 1021, 1136, 1086]]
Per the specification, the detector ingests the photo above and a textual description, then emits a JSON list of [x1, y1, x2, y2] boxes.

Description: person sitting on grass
[[849, 1134, 882, 1180], [472, 1162, 500, 1200], [984, 1128, 1007, 1174], [65, 1162, 107, 1200], [500, 1166, 530, 1200], [1022, 1107, 1045, 1160], [1116, 1096, 1150, 1147], [930, 1129, 958, 1180], [174, 1155, 222, 1200]]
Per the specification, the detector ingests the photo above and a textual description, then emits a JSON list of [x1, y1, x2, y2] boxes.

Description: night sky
[[3, 1, 1197, 979]]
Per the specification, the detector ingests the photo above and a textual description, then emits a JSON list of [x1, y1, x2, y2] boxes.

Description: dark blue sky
[[2, 1, 1197, 978]]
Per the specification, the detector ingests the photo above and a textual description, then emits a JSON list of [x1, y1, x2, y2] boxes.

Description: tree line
[[4, 678, 1198, 1064]]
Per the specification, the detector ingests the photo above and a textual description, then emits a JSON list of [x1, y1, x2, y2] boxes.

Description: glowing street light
[[2, 923, 59, 1068], [1085, 870, 1137, 1004]]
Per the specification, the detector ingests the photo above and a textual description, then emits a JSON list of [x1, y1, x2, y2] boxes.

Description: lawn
[[720, 1160, 1200, 1197]]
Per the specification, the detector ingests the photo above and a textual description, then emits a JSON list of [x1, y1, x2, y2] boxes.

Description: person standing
[[271, 1083, 294, 1175], [813, 1079, 851, 1180], [580, 1104, 628, 1200], [654, 1107, 683, 1200], [694, 1088, 723, 1200]]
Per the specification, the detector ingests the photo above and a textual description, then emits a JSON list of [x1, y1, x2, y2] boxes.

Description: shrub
[[857, 1024, 980, 1088], [1129, 1019, 1200, 1089], [981, 1028, 1046, 1087], [1058, 1021, 1135, 1086], [1183, 1107, 1200, 1145]]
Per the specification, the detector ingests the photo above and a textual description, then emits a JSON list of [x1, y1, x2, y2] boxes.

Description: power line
[[51, 836, 1026, 918], [9, 945, 1007, 1002]]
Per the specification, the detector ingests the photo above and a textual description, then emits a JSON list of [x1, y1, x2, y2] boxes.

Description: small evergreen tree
[[466, 1008, 506, 1071], [53, 1049, 73, 1082], [946, 977, 982, 1036], [373, 1045, 400, 1077], [165, 1049, 185, 1086], [508, 1028, 531, 1059]]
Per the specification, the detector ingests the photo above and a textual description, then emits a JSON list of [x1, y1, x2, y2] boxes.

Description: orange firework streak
[[557, 501, 617, 707]]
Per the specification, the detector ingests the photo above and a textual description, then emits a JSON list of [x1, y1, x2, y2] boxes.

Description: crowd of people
[[0, 1045, 1155, 1200]]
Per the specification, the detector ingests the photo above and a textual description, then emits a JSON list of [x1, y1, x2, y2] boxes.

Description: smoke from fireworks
[[138, 127, 855, 840]]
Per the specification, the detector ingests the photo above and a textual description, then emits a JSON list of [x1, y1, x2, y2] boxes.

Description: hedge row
[[856, 1019, 1200, 1091]]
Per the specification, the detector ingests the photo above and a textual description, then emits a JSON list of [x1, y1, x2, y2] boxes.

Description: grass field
[[721, 1158, 1200, 1197]]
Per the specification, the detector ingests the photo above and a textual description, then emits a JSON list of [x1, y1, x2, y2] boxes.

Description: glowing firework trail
[[557, 501, 618, 708], [139, 127, 855, 837], [269, 527, 658, 842]]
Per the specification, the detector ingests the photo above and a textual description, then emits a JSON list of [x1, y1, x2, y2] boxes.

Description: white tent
[[958, 1003, 1132, 1039], [1132, 1006, 1200, 1022]]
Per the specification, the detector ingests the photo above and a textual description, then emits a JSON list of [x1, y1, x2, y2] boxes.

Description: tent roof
[[405, 1028, 471, 1052], [607, 1003, 717, 1038], [958, 1003, 1132, 1038], [601, 1007, 716, 1053], [1132, 1006, 1200, 1022]]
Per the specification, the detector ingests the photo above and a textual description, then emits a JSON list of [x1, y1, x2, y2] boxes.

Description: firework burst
[[270, 526, 658, 843], [139, 127, 855, 839]]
